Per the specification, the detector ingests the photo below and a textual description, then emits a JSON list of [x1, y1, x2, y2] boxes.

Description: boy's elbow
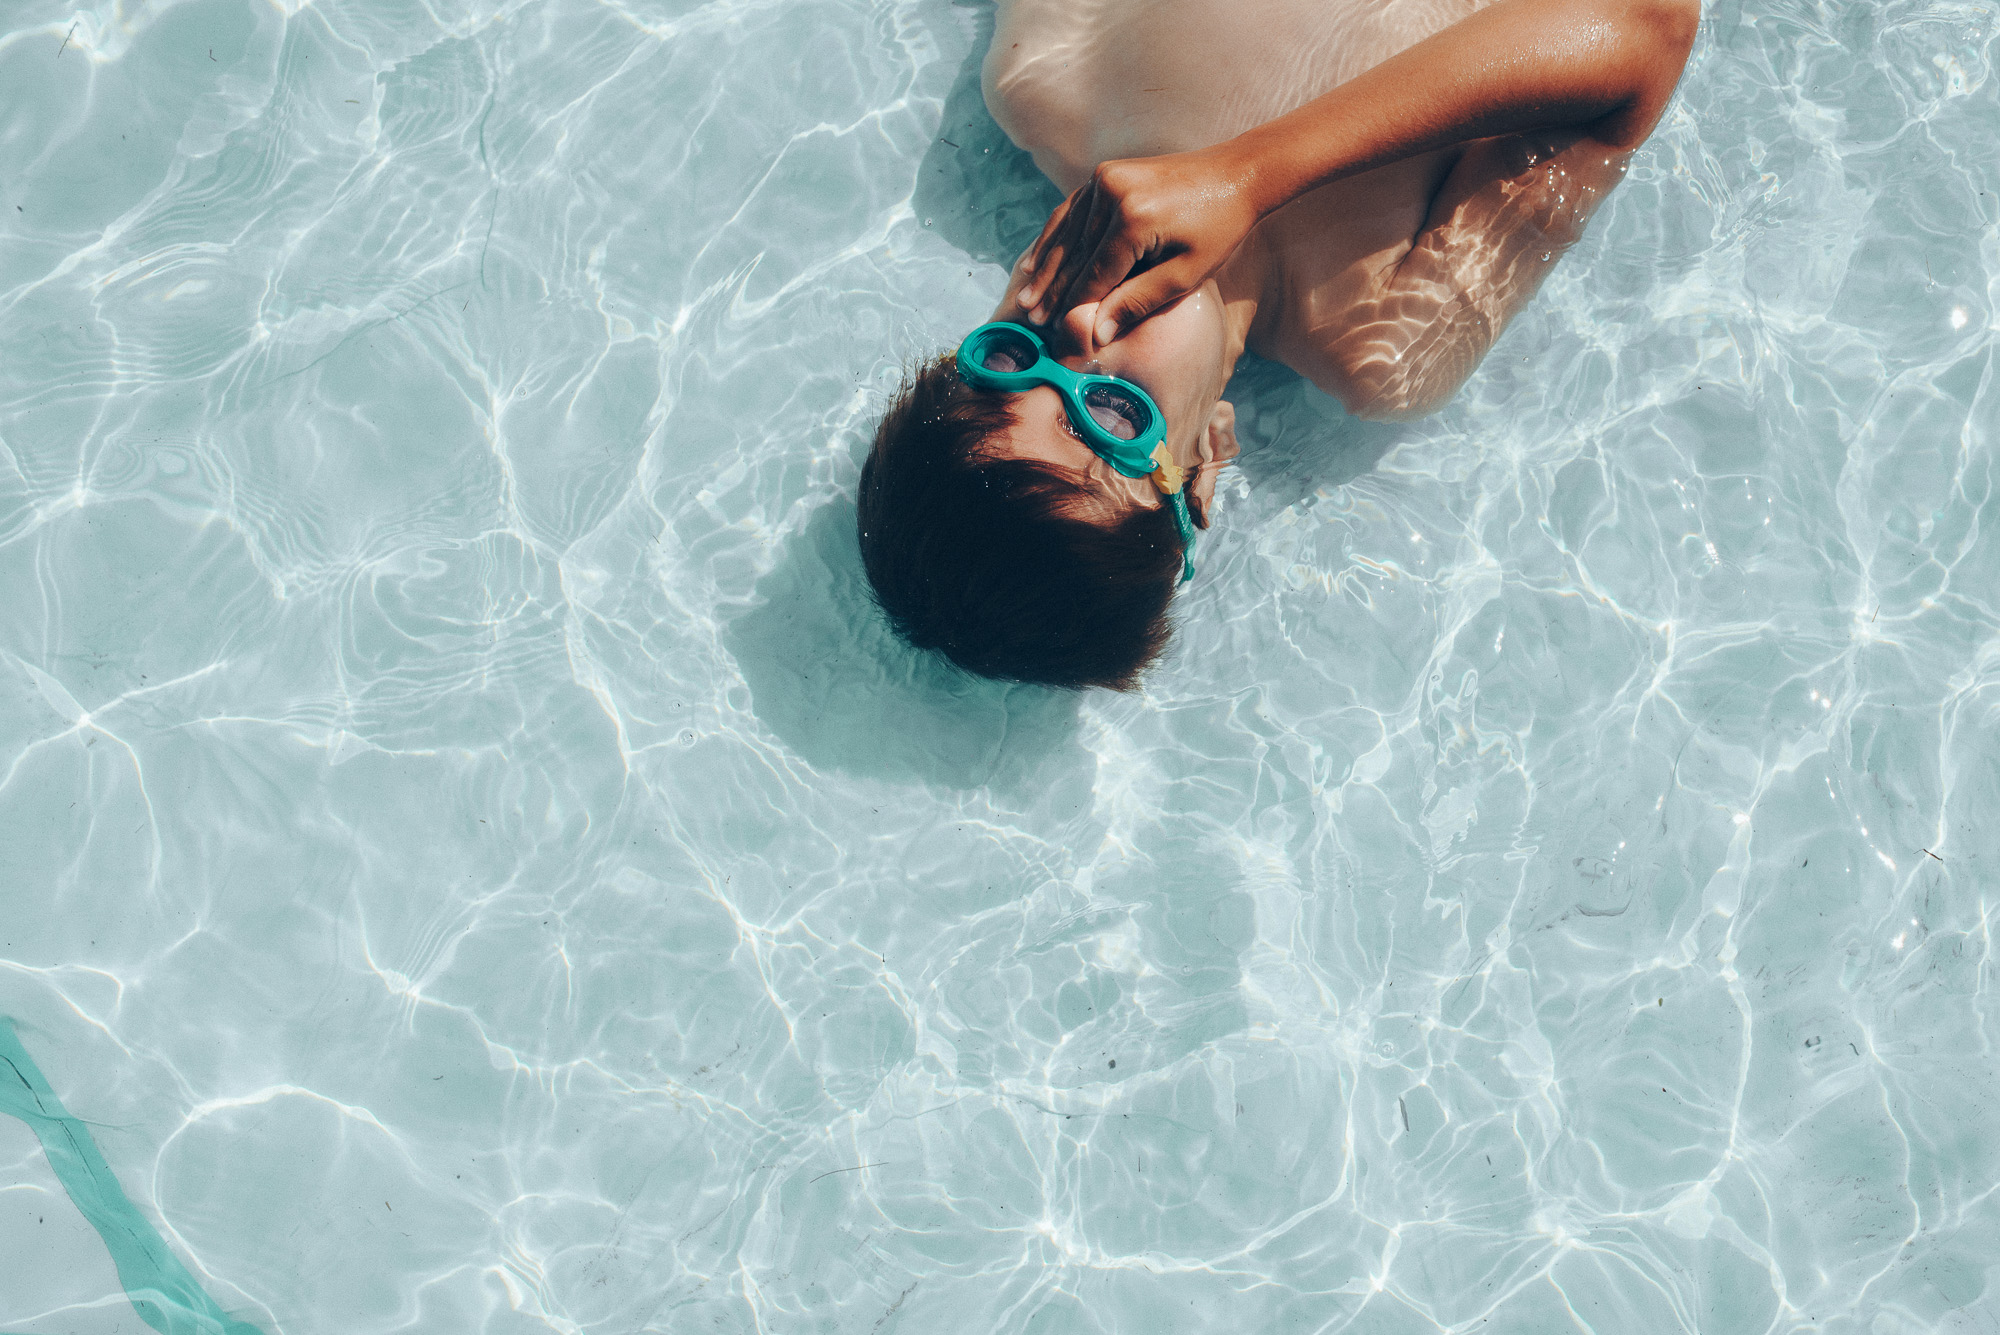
[[1583, 0, 1696, 148], [1632, 0, 1699, 66]]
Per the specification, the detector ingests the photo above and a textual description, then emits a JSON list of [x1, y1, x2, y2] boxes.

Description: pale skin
[[974, 0, 1698, 527]]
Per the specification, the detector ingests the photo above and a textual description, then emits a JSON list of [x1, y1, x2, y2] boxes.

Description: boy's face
[[981, 265, 1240, 521]]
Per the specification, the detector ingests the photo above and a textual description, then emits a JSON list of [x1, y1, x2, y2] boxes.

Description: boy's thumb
[[1092, 268, 1184, 347]]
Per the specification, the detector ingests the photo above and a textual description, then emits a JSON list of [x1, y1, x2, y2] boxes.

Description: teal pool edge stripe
[[0, 1019, 264, 1335]]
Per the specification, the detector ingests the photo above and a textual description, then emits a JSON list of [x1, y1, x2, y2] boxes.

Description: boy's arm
[[1303, 127, 1628, 420], [1017, 0, 1698, 348]]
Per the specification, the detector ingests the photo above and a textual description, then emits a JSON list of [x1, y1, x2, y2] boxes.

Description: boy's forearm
[[1232, 0, 1697, 218]]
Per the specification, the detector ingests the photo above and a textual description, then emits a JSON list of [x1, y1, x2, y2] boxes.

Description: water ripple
[[1, 0, 1996, 1331]]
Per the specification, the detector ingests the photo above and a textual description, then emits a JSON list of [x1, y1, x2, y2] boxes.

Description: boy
[[859, 0, 1697, 688]]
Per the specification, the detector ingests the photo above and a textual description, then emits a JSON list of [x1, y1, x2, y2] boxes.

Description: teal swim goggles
[[956, 321, 1197, 582]]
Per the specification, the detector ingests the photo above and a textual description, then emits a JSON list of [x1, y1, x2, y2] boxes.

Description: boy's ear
[[1202, 400, 1240, 464], [1189, 401, 1241, 530]]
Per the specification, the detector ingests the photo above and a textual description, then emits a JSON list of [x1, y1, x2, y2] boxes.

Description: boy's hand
[[1014, 0, 1697, 354], [1015, 148, 1262, 350]]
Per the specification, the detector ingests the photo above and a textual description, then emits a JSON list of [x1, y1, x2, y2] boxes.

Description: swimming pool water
[[1, 0, 1996, 1330]]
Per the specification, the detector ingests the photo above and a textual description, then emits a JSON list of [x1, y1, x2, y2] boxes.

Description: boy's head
[[857, 288, 1242, 691], [856, 354, 1181, 690]]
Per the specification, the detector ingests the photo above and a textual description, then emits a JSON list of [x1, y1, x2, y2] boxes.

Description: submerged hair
[[856, 354, 1182, 691]]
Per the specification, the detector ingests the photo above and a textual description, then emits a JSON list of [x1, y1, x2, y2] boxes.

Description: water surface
[[1, 0, 1997, 1331]]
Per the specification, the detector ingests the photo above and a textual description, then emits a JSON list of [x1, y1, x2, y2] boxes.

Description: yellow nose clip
[[1148, 443, 1186, 495]]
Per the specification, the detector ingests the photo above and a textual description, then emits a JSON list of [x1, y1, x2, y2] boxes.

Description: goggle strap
[[1167, 492, 1197, 584]]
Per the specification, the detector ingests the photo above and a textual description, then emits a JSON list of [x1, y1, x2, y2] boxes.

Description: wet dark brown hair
[[856, 354, 1182, 691]]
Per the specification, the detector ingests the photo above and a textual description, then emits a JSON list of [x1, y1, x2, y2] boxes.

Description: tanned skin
[[982, 0, 1698, 424]]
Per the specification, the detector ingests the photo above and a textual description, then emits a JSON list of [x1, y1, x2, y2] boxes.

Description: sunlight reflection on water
[[1, 0, 1996, 1331]]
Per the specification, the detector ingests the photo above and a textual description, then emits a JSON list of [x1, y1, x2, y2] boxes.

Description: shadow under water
[[1220, 352, 1407, 521], [724, 497, 1084, 793], [910, 0, 1064, 270]]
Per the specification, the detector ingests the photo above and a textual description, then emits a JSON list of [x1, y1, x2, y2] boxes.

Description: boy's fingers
[[1069, 230, 1148, 320], [1051, 245, 1138, 340], [1026, 187, 1079, 271], [1018, 190, 1083, 310], [1039, 189, 1118, 319]]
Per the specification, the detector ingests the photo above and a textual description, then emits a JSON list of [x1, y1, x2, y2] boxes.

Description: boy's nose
[[1046, 301, 1105, 360]]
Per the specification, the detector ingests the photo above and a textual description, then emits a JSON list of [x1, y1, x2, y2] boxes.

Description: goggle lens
[[1082, 383, 1152, 442], [975, 328, 1040, 374]]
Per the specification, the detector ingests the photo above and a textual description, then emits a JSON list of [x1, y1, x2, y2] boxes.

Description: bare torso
[[984, 0, 1628, 415]]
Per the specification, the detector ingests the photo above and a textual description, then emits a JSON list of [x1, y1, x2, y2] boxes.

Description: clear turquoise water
[[2, 0, 1996, 1331]]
